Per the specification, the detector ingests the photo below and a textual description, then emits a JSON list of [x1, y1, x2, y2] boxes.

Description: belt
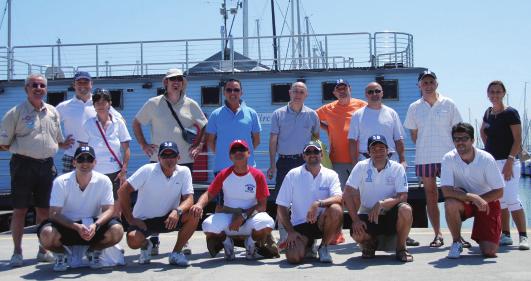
[[13, 154, 53, 163], [279, 154, 302, 159]]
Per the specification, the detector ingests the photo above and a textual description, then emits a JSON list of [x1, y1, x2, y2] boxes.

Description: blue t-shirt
[[206, 103, 262, 172]]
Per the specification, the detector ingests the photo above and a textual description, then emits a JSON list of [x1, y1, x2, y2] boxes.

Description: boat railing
[[0, 31, 414, 81]]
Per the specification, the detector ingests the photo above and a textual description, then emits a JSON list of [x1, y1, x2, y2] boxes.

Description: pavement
[[0, 228, 530, 281]]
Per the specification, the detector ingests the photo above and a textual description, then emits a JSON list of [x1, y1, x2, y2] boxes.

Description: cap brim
[[304, 145, 322, 152], [75, 152, 94, 159], [159, 148, 179, 155]]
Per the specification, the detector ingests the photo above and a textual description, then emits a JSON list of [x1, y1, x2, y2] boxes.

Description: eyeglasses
[[160, 152, 178, 159], [367, 89, 382, 95], [230, 146, 248, 154], [304, 149, 321, 155], [76, 155, 95, 163], [225, 88, 241, 93], [31, 83, 47, 89], [452, 136, 471, 142], [168, 76, 184, 82]]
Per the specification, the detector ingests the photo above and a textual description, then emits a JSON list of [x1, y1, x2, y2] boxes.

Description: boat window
[[201, 86, 221, 106], [46, 91, 67, 106], [375, 78, 399, 100], [321, 82, 337, 102], [109, 89, 124, 110], [271, 83, 291, 104]]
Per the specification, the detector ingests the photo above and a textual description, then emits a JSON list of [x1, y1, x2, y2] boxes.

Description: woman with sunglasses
[[480, 80, 528, 250], [78, 89, 132, 215]]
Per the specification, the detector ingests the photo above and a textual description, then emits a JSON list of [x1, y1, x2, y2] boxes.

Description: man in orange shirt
[[316, 79, 366, 244]]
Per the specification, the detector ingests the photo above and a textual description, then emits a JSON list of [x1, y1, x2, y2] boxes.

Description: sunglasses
[[367, 89, 382, 95], [452, 136, 471, 142], [225, 88, 241, 93], [304, 149, 321, 155], [31, 83, 47, 89], [230, 146, 248, 154], [76, 155, 95, 163], [160, 152, 178, 159], [168, 76, 184, 82]]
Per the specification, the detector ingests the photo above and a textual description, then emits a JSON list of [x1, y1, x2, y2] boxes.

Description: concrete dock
[[0, 228, 529, 281]]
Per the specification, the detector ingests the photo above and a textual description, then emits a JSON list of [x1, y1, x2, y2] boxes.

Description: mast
[[271, 0, 279, 71]]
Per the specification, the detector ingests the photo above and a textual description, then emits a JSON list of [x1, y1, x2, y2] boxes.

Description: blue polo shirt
[[206, 102, 262, 172]]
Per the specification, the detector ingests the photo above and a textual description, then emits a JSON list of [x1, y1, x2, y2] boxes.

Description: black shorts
[[357, 203, 408, 236], [104, 171, 120, 200], [294, 222, 323, 243], [126, 212, 183, 237], [37, 218, 121, 246], [10, 154, 57, 208]]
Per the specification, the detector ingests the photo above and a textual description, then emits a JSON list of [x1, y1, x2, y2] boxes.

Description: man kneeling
[[276, 141, 343, 264], [191, 140, 275, 260], [38, 146, 124, 271], [118, 141, 199, 266], [344, 135, 413, 262]]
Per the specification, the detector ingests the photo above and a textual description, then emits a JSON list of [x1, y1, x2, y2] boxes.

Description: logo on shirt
[[365, 169, 373, 182], [23, 115, 35, 129], [244, 184, 255, 193], [385, 176, 395, 185], [318, 186, 328, 191]]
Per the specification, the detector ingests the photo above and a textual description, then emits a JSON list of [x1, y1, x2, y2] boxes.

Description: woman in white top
[[78, 89, 131, 203]]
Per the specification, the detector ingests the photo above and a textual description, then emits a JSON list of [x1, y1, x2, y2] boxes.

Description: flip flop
[[429, 236, 444, 248], [396, 249, 414, 262], [460, 237, 471, 249]]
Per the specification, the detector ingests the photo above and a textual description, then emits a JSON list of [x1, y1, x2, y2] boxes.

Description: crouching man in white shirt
[[276, 141, 343, 264], [190, 140, 276, 260], [344, 135, 413, 262], [118, 141, 199, 266], [38, 146, 124, 271]]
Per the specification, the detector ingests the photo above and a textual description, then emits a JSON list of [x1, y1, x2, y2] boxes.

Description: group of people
[[0, 67, 528, 271]]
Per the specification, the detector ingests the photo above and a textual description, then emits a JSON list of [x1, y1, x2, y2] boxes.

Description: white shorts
[[497, 159, 523, 211], [202, 212, 274, 236]]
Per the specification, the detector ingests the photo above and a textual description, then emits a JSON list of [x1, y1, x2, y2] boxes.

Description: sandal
[[406, 236, 420, 247], [361, 248, 376, 259], [460, 237, 471, 249], [429, 236, 444, 248], [396, 249, 414, 262]]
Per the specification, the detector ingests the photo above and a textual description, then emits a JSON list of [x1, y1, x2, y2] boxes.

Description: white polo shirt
[[50, 171, 114, 221], [56, 96, 124, 157], [276, 164, 342, 226], [403, 94, 462, 164], [346, 159, 408, 214], [78, 116, 132, 174], [127, 163, 194, 220], [440, 147, 504, 196], [348, 105, 405, 153]]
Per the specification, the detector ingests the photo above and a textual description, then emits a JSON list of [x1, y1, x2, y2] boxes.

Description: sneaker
[[519, 236, 530, 250], [447, 242, 463, 259], [329, 232, 345, 245], [53, 253, 68, 272], [305, 240, 318, 259], [37, 250, 55, 263], [87, 250, 103, 269], [169, 252, 190, 267], [244, 236, 256, 260], [149, 236, 160, 256], [139, 239, 153, 264], [182, 242, 192, 255], [9, 253, 23, 267], [318, 245, 332, 263], [499, 233, 513, 246], [223, 237, 235, 261]]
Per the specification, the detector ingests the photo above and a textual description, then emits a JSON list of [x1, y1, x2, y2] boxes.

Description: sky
[[1, 0, 530, 131]]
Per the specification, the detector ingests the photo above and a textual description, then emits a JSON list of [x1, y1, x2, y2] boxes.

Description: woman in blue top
[[480, 80, 528, 250]]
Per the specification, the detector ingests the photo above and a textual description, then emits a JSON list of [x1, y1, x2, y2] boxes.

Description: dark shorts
[[10, 154, 57, 208], [61, 154, 75, 173], [126, 212, 183, 237], [104, 171, 120, 200], [294, 222, 323, 243], [462, 200, 501, 244], [37, 218, 121, 246], [415, 163, 441, 178], [273, 156, 305, 200], [357, 203, 408, 236]]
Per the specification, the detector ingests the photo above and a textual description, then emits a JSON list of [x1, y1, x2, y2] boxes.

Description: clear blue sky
[[1, 0, 530, 128]]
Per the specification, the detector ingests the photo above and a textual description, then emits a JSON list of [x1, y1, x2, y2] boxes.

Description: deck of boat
[[0, 228, 529, 281]]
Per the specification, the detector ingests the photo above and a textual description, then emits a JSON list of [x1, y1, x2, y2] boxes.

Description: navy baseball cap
[[335, 79, 350, 88], [74, 146, 96, 159], [158, 141, 179, 156], [74, 71, 92, 81], [367, 135, 388, 151], [417, 70, 437, 82]]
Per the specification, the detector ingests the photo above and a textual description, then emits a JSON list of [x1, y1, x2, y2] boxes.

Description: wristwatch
[[176, 208, 183, 216], [94, 222, 101, 231], [241, 212, 249, 220]]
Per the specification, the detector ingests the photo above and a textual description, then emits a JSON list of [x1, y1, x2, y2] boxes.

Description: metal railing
[[0, 32, 414, 81]]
